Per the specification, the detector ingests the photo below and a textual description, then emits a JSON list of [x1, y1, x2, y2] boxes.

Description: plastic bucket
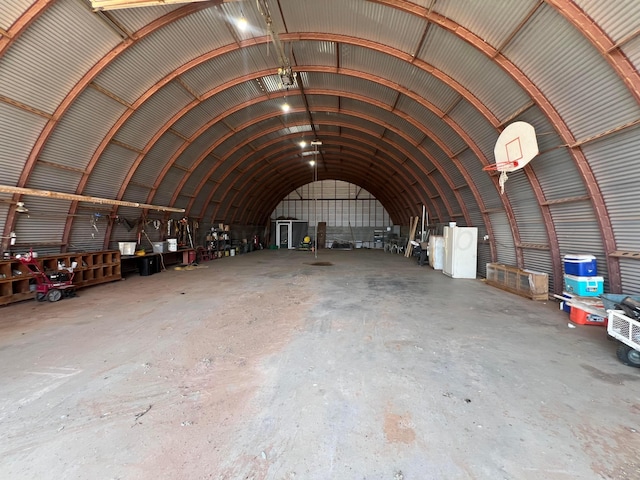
[[230, 248, 235, 257]]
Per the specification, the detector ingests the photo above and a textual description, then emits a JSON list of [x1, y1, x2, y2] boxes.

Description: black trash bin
[[138, 256, 155, 276]]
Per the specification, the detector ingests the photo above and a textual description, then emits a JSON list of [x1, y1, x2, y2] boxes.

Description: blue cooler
[[563, 254, 597, 276], [564, 274, 603, 297]]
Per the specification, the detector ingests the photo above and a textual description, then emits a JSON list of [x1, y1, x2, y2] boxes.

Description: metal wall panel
[[506, 169, 547, 246], [0, 0, 33, 30], [622, 34, 640, 72], [40, 87, 128, 171], [173, 97, 227, 138], [68, 206, 110, 253], [457, 148, 503, 211], [280, 0, 426, 55], [448, 99, 496, 166], [28, 162, 82, 194], [175, 123, 231, 169], [292, 41, 336, 68], [132, 134, 183, 187], [13, 197, 71, 254], [0, 0, 119, 113], [618, 259, 640, 294], [153, 167, 185, 207], [305, 72, 398, 106], [122, 184, 151, 204], [0, 102, 48, 185], [533, 148, 587, 201], [490, 211, 517, 266], [115, 82, 193, 150], [503, 4, 640, 140], [95, 9, 234, 105], [583, 125, 640, 252], [477, 242, 491, 278], [109, 4, 181, 33], [522, 250, 555, 292], [0, 203, 8, 238], [417, 24, 531, 123], [397, 97, 467, 155], [435, 0, 538, 50], [574, 0, 640, 43], [180, 45, 273, 98], [84, 144, 137, 198]]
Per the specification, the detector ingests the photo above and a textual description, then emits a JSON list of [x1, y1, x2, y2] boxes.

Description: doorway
[[276, 221, 292, 249]]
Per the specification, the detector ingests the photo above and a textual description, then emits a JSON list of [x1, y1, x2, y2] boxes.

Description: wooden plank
[[405, 216, 419, 257]]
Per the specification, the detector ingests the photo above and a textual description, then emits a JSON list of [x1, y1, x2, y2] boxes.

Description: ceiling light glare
[[309, 160, 316, 166], [281, 102, 290, 113], [237, 15, 248, 31], [299, 141, 307, 148]]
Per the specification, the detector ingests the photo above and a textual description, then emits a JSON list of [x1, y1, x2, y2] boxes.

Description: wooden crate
[[486, 263, 549, 301]]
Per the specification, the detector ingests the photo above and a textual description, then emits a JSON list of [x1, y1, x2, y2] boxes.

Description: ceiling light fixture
[[281, 101, 290, 113], [299, 140, 307, 148], [309, 160, 316, 166], [237, 12, 248, 31], [15, 202, 29, 213]]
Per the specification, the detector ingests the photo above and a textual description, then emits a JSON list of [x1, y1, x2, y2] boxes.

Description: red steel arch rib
[[204, 130, 446, 225], [219, 145, 429, 224], [241, 154, 415, 225]]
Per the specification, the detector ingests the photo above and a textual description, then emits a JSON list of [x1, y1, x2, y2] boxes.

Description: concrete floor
[[1, 249, 639, 480]]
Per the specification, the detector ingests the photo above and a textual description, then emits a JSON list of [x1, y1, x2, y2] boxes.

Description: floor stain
[[384, 412, 416, 444], [581, 364, 640, 384]]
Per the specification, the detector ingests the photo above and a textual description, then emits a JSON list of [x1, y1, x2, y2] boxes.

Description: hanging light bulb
[[299, 140, 307, 148], [281, 100, 290, 113], [237, 12, 248, 31], [309, 160, 315, 166]]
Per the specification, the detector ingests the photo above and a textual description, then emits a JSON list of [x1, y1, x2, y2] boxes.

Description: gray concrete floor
[[0, 249, 639, 480]]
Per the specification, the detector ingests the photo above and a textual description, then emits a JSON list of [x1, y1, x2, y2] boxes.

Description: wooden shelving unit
[[0, 250, 121, 306], [485, 262, 549, 301]]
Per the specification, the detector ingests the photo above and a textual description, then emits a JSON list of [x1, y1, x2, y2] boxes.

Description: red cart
[[18, 253, 76, 302]]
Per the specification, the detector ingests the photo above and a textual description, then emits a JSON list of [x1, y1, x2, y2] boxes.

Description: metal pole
[[311, 140, 322, 259]]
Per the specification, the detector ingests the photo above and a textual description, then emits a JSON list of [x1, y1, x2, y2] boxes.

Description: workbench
[[120, 249, 195, 275]]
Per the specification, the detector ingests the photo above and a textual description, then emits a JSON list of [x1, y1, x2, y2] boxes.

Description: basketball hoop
[[488, 121, 539, 195]]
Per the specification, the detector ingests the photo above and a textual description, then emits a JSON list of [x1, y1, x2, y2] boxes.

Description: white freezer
[[443, 226, 478, 278]]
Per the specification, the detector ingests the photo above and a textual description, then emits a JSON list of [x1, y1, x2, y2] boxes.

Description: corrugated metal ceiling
[[0, 0, 638, 294]]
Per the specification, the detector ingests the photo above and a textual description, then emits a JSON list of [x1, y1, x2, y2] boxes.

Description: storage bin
[[564, 274, 603, 297], [570, 305, 607, 326], [152, 241, 166, 254], [118, 242, 136, 256], [563, 254, 597, 276], [167, 238, 178, 252]]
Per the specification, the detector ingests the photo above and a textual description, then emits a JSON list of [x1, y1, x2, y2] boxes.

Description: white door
[[276, 221, 293, 249]]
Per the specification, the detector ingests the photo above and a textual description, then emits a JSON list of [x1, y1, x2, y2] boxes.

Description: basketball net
[[482, 161, 516, 195], [499, 171, 508, 195]]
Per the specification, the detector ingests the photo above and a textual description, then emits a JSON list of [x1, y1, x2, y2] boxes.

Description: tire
[[36, 292, 46, 302], [47, 289, 62, 302], [616, 344, 640, 368]]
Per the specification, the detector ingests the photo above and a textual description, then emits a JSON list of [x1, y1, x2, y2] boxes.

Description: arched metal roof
[[1, 0, 639, 294]]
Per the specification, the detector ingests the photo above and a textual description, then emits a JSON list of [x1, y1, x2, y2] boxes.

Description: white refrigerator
[[443, 226, 478, 278]]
